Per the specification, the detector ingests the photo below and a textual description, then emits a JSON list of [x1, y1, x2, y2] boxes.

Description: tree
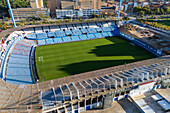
[[154, 8, 160, 15], [38, 14, 46, 20], [5, 17, 9, 21], [26, 17, 30, 22], [122, 16, 130, 21], [133, 6, 142, 13], [151, 15, 156, 19], [160, 8, 165, 15], [139, 11, 145, 17], [0, 21, 8, 30], [164, 8, 169, 14]]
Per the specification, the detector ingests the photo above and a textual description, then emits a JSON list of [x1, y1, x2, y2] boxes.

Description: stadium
[[0, 19, 169, 113]]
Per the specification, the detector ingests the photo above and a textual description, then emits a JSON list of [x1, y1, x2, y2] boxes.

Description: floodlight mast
[[117, 0, 122, 21], [6, 0, 16, 27]]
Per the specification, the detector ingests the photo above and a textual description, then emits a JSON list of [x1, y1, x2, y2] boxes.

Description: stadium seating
[[62, 36, 71, 42], [88, 23, 98, 28], [107, 31, 115, 37], [48, 32, 55, 38], [43, 26, 50, 32], [38, 40, 46, 45], [87, 28, 97, 34], [60, 25, 67, 30], [81, 28, 88, 34], [71, 36, 80, 41], [87, 34, 96, 39], [65, 30, 72, 36], [94, 33, 103, 38], [103, 22, 109, 27], [55, 30, 66, 37], [110, 26, 116, 31], [107, 21, 115, 26], [72, 30, 82, 36], [6, 39, 35, 84], [67, 24, 74, 30], [26, 34, 36, 39], [23, 27, 34, 34], [81, 23, 89, 28], [76, 24, 83, 29], [53, 38, 63, 43], [50, 26, 60, 32], [36, 33, 48, 39], [42, 89, 56, 108], [35, 27, 43, 33], [46, 39, 54, 44], [96, 22, 102, 27], [96, 27, 102, 32], [102, 27, 111, 32], [79, 35, 88, 40], [101, 32, 109, 37]]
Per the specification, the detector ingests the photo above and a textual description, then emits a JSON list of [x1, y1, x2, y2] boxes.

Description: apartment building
[[12, 8, 49, 19], [48, 0, 101, 17], [30, 0, 44, 8]]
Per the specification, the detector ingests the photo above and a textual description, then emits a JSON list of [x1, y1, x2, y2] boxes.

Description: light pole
[[6, 0, 16, 27], [117, 0, 122, 21]]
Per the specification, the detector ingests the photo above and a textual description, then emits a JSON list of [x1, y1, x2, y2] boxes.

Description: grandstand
[[0, 20, 169, 113]]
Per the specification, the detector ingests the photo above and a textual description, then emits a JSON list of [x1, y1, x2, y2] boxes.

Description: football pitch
[[35, 37, 155, 82]]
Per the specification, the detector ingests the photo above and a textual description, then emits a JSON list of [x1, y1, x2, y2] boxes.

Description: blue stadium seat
[[26, 34, 36, 39], [7, 67, 31, 76], [96, 27, 102, 32], [72, 30, 82, 36], [94, 33, 103, 38], [53, 38, 63, 43], [8, 57, 29, 64], [8, 63, 30, 68], [102, 27, 111, 32], [42, 89, 56, 108], [46, 39, 54, 44], [36, 33, 48, 39], [76, 24, 82, 29], [88, 23, 98, 28], [15, 45, 31, 51], [62, 37, 71, 42], [38, 40, 46, 45], [6, 75, 33, 84], [48, 32, 55, 38], [10, 54, 30, 59], [96, 22, 102, 27], [79, 35, 87, 40], [60, 25, 67, 30], [101, 22, 109, 27], [65, 30, 72, 36], [67, 24, 73, 30], [81, 29, 88, 34], [107, 31, 115, 37], [55, 30, 66, 37], [87, 34, 96, 39], [110, 26, 115, 31], [88, 28, 97, 33], [81, 23, 88, 28], [71, 36, 80, 41], [102, 32, 109, 37], [54, 87, 64, 101]]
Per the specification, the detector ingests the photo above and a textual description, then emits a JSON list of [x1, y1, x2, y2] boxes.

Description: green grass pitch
[[35, 37, 155, 82]]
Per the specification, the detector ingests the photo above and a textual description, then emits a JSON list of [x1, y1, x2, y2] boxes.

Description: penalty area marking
[[38, 56, 44, 62]]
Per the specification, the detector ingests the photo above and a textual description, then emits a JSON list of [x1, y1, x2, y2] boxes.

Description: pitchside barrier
[[114, 30, 163, 57]]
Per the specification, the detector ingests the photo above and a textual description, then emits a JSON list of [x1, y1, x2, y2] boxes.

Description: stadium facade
[[0, 20, 169, 113]]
